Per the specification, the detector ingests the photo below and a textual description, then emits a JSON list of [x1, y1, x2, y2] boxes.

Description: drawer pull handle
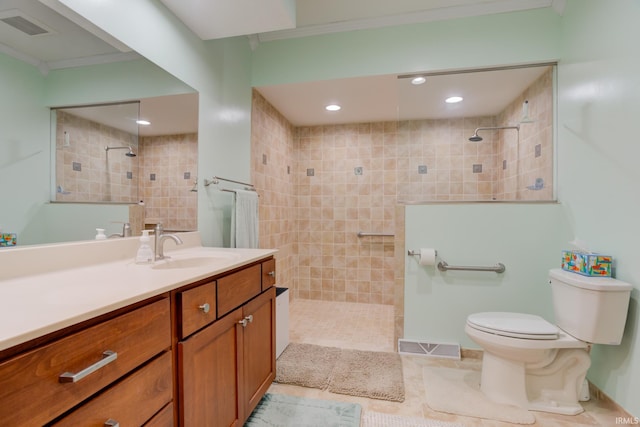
[[268, 271, 276, 277], [199, 303, 210, 313], [238, 315, 253, 327], [59, 350, 118, 383], [104, 419, 120, 427]]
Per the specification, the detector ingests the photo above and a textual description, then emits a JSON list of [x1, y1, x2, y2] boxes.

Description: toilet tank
[[549, 268, 633, 345]]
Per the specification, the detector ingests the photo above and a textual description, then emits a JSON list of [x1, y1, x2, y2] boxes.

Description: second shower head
[[468, 125, 520, 142], [105, 146, 137, 157]]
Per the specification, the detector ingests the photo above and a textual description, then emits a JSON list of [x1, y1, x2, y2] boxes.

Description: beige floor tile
[[269, 299, 629, 426]]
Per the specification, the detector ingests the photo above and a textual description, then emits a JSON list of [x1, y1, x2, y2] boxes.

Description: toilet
[[465, 268, 632, 415]]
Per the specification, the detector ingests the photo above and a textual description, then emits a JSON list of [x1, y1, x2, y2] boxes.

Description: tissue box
[[0, 233, 17, 247], [561, 250, 612, 277]]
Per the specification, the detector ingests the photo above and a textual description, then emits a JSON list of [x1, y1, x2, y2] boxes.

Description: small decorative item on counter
[[95, 228, 107, 240], [561, 250, 612, 277], [1, 232, 17, 247]]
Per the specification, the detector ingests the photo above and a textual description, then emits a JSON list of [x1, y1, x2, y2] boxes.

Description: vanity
[[0, 232, 277, 426]]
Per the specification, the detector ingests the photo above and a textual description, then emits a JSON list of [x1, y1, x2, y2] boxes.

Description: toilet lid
[[467, 312, 559, 340]]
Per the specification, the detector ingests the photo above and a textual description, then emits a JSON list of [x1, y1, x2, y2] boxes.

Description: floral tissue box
[[561, 250, 612, 277], [0, 233, 17, 247]]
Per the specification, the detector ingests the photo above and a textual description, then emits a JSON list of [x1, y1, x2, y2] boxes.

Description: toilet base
[[479, 348, 590, 416]]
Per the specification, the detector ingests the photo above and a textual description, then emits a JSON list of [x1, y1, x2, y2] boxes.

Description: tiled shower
[[251, 68, 553, 305]]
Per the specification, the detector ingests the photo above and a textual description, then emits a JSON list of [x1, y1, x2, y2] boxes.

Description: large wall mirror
[[0, 0, 200, 245]]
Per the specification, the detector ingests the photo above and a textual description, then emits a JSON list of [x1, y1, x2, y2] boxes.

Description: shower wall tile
[[139, 133, 197, 231], [251, 69, 554, 305], [55, 111, 138, 203]]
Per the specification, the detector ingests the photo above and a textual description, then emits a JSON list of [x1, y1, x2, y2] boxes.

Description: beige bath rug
[[422, 366, 535, 424], [362, 411, 465, 427], [328, 348, 405, 402], [275, 343, 405, 402], [275, 343, 341, 389]]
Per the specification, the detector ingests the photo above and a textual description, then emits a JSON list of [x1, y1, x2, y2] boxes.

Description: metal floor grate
[[398, 339, 461, 360]]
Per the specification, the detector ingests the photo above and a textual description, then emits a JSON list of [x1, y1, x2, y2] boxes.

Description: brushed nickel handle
[[104, 419, 120, 427], [59, 350, 117, 383], [268, 271, 276, 277], [199, 303, 210, 313], [238, 315, 253, 327]]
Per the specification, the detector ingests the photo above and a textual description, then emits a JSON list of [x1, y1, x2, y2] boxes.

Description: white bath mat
[[422, 366, 536, 424], [362, 411, 464, 427]]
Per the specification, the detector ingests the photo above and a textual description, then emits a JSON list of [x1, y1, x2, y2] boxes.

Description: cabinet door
[[178, 307, 243, 427], [242, 287, 276, 420]]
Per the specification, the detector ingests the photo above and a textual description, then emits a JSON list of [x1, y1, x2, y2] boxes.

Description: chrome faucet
[[154, 223, 183, 260], [108, 223, 132, 238]]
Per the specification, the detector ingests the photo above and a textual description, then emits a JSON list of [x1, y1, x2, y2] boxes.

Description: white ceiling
[[0, 0, 564, 130], [257, 65, 552, 126]]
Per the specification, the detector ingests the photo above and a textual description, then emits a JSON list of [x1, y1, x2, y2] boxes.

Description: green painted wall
[[557, 0, 640, 415], [404, 203, 572, 348], [252, 8, 562, 86], [0, 54, 49, 243]]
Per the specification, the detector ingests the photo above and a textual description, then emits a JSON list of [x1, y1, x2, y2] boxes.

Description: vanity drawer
[[0, 298, 171, 427], [262, 258, 276, 290], [217, 264, 262, 317], [179, 280, 217, 338], [51, 351, 173, 426]]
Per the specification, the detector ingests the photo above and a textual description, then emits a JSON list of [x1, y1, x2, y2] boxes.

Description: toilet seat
[[467, 312, 559, 340]]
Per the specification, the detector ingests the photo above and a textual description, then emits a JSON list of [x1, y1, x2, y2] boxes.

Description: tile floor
[[267, 299, 631, 427]]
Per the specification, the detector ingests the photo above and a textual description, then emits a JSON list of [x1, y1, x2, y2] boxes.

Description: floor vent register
[[397, 339, 461, 360]]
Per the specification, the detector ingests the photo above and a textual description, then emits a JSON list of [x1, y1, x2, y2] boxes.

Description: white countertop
[[0, 232, 277, 351]]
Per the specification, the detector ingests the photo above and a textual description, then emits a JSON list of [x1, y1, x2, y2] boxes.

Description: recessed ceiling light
[[411, 76, 426, 85], [325, 104, 341, 111], [136, 119, 151, 125], [445, 96, 463, 104]]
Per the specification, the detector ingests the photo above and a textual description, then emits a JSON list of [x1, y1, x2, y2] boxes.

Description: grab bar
[[357, 231, 395, 237], [437, 261, 505, 273]]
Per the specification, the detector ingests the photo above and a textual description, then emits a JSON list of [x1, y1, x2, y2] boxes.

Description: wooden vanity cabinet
[[0, 297, 172, 427], [0, 255, 275, 427], [177, 258, 276, 426]]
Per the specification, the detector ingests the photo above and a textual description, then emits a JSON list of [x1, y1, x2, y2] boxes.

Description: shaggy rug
[[362, 411, 465, 427], [275, 343, 405, 402], [245, 393, 361, 427], [274, 343, 341, 389], [422, 367, 535, 424], [328, 348, 405, 402]]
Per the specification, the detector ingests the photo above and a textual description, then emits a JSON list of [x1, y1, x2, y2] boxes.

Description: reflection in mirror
[[51, 93, 199, 234], [53, 101, 140, 203]]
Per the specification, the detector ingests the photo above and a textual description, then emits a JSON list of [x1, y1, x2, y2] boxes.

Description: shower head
[[105, 146, 136, 157], [468, 125, 520, 142]]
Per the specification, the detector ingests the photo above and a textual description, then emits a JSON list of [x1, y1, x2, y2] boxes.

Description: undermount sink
[[151, 252, 240, 270]]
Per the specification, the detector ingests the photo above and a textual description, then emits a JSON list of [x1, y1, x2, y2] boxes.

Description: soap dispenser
[[135, 230, 154, 264], [95, 228, 106, 240]]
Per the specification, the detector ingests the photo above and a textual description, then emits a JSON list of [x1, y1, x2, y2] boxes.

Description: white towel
[[231, 189, 259, 248]]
